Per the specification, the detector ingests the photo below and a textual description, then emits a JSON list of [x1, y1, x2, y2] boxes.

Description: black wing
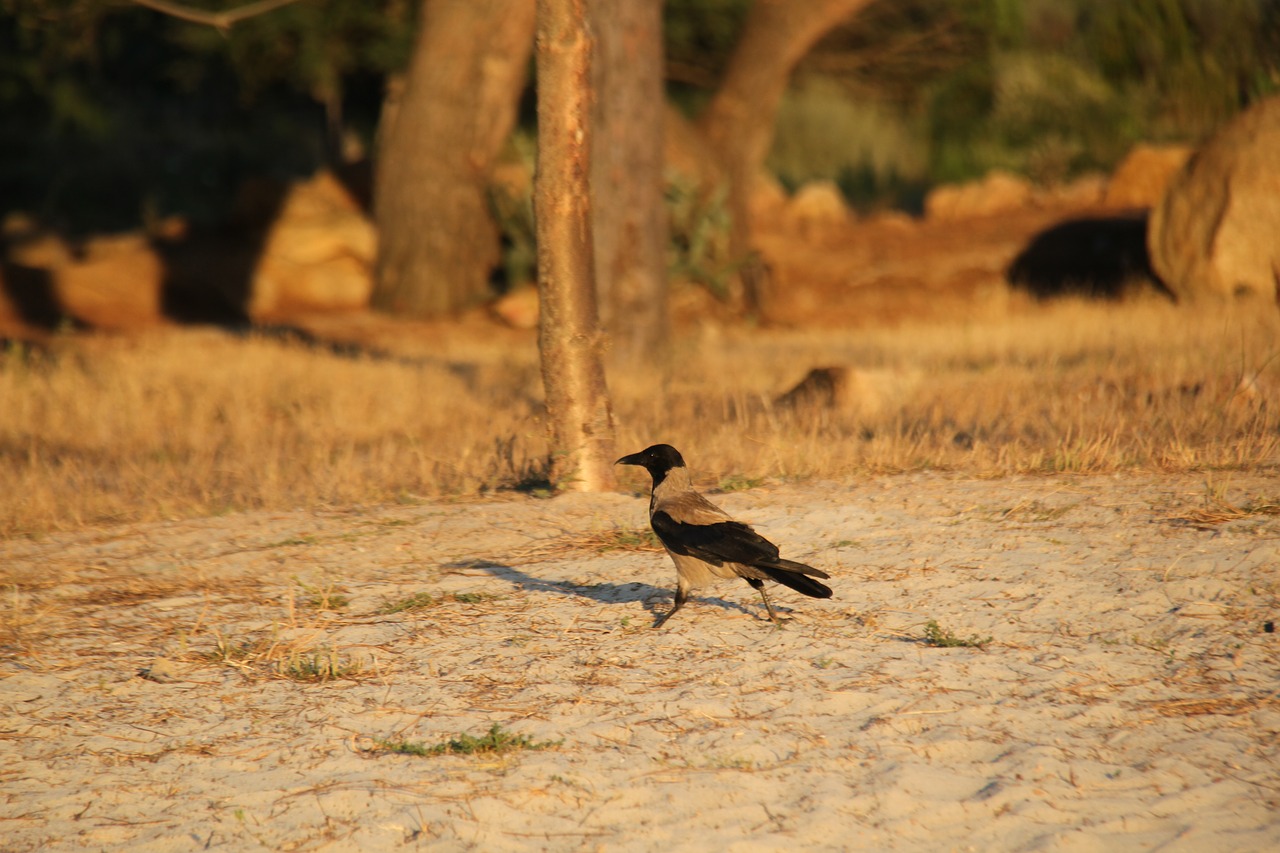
[[651, 510, 781, 567]]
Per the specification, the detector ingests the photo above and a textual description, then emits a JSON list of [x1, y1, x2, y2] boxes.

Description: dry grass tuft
[[1168, 497, 1280, 528], [568, 526, 664, 553], [197, 627, 367, 682], [1145, 695, 1280, 717], [372, 723, 561, 758], [2, 298, 1278, 537], [0, 583, 56, 658]]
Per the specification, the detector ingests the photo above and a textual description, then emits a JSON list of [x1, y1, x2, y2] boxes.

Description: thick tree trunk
[[590, 0, 667, 365], [536, 0, 616, 492], [372, 0, 535, 317], [699, 0, 873, 313]]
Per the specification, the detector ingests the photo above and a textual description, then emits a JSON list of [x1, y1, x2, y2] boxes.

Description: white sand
[[2, 473, 1278, 851]]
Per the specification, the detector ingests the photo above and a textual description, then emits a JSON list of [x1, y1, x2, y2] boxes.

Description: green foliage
[[489, 131, 538, 289], [768, 79, 928, 211], [170, 0, 413, 104], [666, 177, 734, 298], [4, 0, 1277, 234], [918, 0, 1280, 183], [0, 0, 412, 232], [790, 0, 1280, 189], [664, 0, 751, 96]]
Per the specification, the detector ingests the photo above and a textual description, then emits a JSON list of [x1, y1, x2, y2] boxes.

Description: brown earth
[[2, 474, 1277, 850], [2, 186, 1161, 346], [4, 183, 1279, 850]]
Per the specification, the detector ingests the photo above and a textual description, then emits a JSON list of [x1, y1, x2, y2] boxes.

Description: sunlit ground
[[1, 294, 1277, 538]]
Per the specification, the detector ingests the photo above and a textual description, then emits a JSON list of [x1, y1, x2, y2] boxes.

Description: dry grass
[[2, 297, 1278, 538]]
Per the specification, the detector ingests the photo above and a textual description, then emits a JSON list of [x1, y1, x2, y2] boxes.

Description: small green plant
[[380, 591, 437, 614], [667, 177, 733, 299], [719, 474, 764, 492], [266, 536, 319, 548], [376, 723, 560, 757], [201, 631, 364, 682], [923, 620, 992, 649], [589, 527, 662, 552], [280, 647, 364, 682], [451, 592, 502, 605], [379, 591, 501, 614], [296, 579, 349, 611]]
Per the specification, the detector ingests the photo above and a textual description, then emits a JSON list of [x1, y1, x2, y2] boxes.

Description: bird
[[616, 443, 832, 626]]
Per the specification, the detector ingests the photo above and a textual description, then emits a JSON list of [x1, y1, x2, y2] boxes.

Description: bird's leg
[[746, 579, 781, 625], [653, 585, 689, 628]]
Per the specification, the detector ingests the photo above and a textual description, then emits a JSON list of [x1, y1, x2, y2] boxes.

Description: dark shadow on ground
[[450, 558, 772, 623], [1007, 212, 1172, 300], [449, 558, 661, 606], [158, 161, 373, 326], [0, 262, 77, 330], [156, 179, 289, 325]]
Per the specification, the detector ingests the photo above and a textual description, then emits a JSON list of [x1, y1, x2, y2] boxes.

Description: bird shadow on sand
[[447, 559, 770, 623]]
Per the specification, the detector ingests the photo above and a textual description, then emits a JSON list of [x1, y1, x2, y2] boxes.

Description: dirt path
[[2, 473, 1278, 851]]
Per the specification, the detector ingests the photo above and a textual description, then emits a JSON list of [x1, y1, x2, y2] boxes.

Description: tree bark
[[536, 0, 616, 491], [699, 0, 873, 313], [590, 0, 667, 365], [372, 0, 535, 317]]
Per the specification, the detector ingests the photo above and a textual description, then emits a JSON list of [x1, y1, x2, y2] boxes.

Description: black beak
[[615, 451, 644, 466]]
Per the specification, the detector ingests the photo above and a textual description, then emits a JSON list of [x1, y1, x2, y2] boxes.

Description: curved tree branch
[[131, 0, 308, 31]]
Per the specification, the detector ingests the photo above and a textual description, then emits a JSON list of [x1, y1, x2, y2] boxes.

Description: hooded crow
[[616, 444, 832, 626]]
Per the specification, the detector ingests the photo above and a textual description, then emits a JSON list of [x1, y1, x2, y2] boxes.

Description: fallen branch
[[131, 0, 306, 31]]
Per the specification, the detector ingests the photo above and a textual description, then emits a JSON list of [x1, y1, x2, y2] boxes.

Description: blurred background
[[3, 0, 1279, 534], [4, 0, 1277, 230]]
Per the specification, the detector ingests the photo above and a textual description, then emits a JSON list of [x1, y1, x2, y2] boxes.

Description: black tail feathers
[[761, 560, 833, 599]]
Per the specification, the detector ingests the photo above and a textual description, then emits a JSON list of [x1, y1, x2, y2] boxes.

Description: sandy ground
[[2, 472, 1278, 851]]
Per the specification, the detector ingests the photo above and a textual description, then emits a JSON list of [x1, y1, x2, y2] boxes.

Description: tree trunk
[[372, 0, 535, 317], [536, 0, 616, 491], [699, 0, 873, 313], [590, 0, 667, 365]]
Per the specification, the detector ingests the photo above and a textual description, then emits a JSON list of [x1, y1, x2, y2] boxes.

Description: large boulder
[[1148, 97, 1280, 303], [1103, 144, 1193, 209], [248, 170, 377, 318], [2, 222, 164, 330], [783, 181, 851, 240], [924, 170, 1034, 221]]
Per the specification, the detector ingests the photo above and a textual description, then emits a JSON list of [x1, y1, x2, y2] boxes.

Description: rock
[[139, 657, 183, 684], [749, 174, 789, 221], [865, 210, 917, 230], [1148, 96, 1280, 303], [774, 366, 920, 419], [2, 228, 164, 329], [490, 159, 532, 203], [925, 170, 1034, 221], [58, 234, 165, 326], [6, 231, 73, 269], [490, 284, 540, 329], [1104, 144, 1194, 209], [248, 170, 377, 319], [784, 181, 851, 239], [1039, 172, 1107, 208]]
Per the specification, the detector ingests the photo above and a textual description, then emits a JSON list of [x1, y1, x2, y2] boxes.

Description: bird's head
[[615, 443, 686, 484]]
